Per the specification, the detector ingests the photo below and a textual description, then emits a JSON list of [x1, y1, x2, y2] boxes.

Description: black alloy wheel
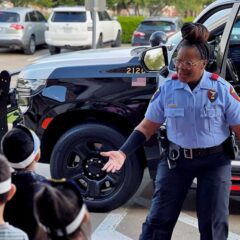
[[50, 123, 144, 212]]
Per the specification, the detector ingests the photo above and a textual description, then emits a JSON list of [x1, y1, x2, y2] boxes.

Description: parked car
[[9, 0, 240, 212], [0, 7, 47, 54], [45, 6, 122, 54], [131, 16, 182, 46]]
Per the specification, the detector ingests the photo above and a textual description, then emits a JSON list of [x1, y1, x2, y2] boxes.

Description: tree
[[11, 0, 31, 7], [144, 0, 175, 16], [34, 0, 53, 8], [174, 0, 214, 17]]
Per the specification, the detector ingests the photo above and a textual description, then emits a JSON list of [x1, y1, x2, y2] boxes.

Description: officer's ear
[[200, 60, 208, 70]]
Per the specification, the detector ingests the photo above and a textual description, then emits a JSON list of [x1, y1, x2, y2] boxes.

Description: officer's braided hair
[[180, 22, 210, 60]]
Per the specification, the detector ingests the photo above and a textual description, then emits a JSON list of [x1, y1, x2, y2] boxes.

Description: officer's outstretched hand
[[101, 150, 126, 173]]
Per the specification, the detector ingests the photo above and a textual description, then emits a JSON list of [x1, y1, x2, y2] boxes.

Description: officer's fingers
[[111, 166, 117, 173], [105, 163, 116, 173], [101, 160, 112, 171], [100, 151, 111, 157]]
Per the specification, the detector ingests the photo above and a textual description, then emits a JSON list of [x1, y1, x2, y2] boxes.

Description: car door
[[166, 3, 239, 77], [197, 2, 240, 77], [25, 11, 39, 43], [35, 11, 47, 44], [97, 11, 112, 42]]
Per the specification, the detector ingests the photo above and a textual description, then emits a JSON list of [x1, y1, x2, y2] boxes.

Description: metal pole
[[92, 0, 97, 49]]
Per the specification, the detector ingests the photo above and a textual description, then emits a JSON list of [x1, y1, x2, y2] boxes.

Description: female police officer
[[101, 23, 240, 240]]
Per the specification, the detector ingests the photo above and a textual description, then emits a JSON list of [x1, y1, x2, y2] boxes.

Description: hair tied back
[[181, 22, 209, 44]]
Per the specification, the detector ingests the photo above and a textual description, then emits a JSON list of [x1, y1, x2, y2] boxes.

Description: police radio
[[157, 125, 169, 154], [157, 125, 179, 169], [222, 131, 239, 160]]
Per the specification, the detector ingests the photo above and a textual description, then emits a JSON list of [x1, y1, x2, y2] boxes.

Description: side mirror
[[140, 46, 168, 72]]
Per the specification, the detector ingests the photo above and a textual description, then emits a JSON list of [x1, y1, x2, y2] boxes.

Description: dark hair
[[34, 180, 89, 240], [0, 154, 11, 203], [1, 126, 34, 164], [180, 22, 210, 60]]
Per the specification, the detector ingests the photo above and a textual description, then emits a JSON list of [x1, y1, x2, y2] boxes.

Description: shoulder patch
[[210, 73, 219, 81], [171, 73, 178, 80], [151, 87, 161, 103], [230, 86, 240, 102]]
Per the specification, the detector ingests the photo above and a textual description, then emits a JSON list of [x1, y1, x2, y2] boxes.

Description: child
[[34, 179, 91, 240], [1, 125, 46, 240], [0, 154, 28, 240]]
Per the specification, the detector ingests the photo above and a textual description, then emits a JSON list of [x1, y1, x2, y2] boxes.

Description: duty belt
[[181, 145, 224, 159]]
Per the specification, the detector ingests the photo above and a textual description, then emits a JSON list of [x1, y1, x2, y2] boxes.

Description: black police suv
[[14, 0, 240, 211]]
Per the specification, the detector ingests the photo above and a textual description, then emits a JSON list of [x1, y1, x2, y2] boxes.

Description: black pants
[[139, 151, 231, 240]]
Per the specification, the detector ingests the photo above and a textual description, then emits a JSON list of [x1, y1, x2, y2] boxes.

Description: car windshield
[[51, 11, 86, 22], [0, 12, 20, 22], [139, 21, 176, 32]]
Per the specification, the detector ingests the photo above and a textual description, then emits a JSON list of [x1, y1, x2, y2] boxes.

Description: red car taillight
[[231, 175, 240, 192], [133, 31, 145, 37], [231, 185, 240, 191], [232, 176, 240, 181], [10, 24, 24, 30]]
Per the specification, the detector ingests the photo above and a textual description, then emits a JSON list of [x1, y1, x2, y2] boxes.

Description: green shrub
[[117, 16, 144, 44], [182, 16, 194, 23]]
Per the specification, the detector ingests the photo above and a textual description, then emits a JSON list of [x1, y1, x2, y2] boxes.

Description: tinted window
[[29, 11, 38, 22], [98, 11, 111, 21], [203, 8, 231, 31], [229, 18, 240, 42], [139, 21, 176, 32], [35, 11, 46, 22], [25, 13, 30, 22], [0, 12, 20, 22], [51, 11, 86, 22]]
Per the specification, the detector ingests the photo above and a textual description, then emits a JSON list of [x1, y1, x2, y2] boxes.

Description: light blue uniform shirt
[[145, 70, 240, 148]]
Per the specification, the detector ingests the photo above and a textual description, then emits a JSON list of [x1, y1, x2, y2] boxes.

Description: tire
[[49, 45, 61, 55], [97, 35, 103, 48], [23, 36, 36, 55], [50, 123, 144, 212], [112, 31, 121, 47]]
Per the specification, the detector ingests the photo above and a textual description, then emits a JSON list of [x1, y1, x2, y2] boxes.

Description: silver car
[[0, 8, 47, 54]]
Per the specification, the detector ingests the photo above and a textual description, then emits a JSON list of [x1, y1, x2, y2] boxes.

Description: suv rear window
[[51, 11, 86, 22], [0, 12, 20, 22], [139, 21, 176, 32]]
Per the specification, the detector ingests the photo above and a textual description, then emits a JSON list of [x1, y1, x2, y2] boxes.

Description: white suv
[[45, 6, 122, 54]]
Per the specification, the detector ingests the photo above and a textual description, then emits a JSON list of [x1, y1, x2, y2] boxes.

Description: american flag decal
[[131, 77, 146, 87]]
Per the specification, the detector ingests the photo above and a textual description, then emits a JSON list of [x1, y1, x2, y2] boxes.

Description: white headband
[[40, 204, 87, 236], [8, 129, 40, 169], [0, 178, 11, 194]]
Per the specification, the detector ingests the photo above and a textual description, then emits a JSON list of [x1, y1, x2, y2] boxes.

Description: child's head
[[34, 179, 91, 240], [1, 125, 40, 170], [0, 154, 16, 205]]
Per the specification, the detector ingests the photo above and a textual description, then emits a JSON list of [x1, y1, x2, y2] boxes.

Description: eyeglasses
[[172, 58, 203, 69]]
